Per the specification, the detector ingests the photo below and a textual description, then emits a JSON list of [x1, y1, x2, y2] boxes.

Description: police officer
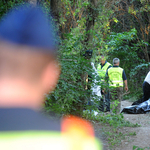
[[0, 4, 102, 150], [97, 55, 112, 112], [97, 55, 112, 80], [106, 58, 128, 114]]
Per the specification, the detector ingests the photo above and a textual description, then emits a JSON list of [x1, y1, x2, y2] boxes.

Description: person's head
[[113, 58, 120, 66], [99, 55, 106, 65], [0, 5, 60, 108]]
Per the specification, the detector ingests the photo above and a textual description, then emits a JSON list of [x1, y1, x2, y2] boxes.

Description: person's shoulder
[[33, 110, 61, 131], [0, 108, 61, 131], [147, 71, 150, 76], [107, 66, 113, 72], [106, 62, 112, 67], [97, 63, 101, 68], [107, 62, 112, 65], [119, 66, 124, 70], [118, 67, 124, 73]]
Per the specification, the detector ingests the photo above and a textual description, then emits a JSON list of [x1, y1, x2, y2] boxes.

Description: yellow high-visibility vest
[[97, 62, 111, 79], [0, 116, 102, 150], [108, 67, 123, 87]]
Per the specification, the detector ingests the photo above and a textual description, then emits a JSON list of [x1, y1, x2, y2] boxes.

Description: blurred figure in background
[[0, 4, 102, 150], [97, 55, 112, 112], [106, 58, 128, 114]]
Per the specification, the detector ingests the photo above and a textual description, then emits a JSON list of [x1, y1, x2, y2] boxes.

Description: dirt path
[[116, 100, 150, 150], [94, 100, 150, 150]]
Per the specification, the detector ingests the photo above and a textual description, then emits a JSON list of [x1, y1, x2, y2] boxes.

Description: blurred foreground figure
[[0, 4, 102, 150]]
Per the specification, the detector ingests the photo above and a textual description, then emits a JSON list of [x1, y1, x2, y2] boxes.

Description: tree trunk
[[85, 0, 98, 43], [50, 0, 60, 22]]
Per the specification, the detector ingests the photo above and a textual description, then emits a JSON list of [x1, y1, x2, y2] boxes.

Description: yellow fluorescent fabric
[[0, 131, 102, 150], [0, 131, 67, 150], [108, 67, 123, 87], [97, 62, 111, 78]]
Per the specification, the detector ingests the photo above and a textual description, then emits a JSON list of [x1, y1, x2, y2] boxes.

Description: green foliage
[[2, 2, 149, 149], [2, 0, 149, 124], [133, 146, 150, 150], [110, 100, 120, 114], [45, 25, 97, 116], [44, 1, 149, 115], [130, 62, 150, 98], [83, 111, 140, 128], [90, 2, 114, 59], [45, 58, 88, 115], [107, 28, 141, 68], [0, 0, 23, 19], [44, 0, 114, 116], [83, 111, 139, 149], [129, 131, 136, 136], [105, 28, 148, 99], [107, 130, 136, 148]]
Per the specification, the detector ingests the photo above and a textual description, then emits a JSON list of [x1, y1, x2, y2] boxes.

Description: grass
[[127, 96, 138, 102], [133, 146, 150, 150], [83, 110, 140, 150], [83, 110, 140, 128]]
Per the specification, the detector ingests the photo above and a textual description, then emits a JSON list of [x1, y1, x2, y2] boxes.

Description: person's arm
[[105, 65, 112, 82], [122, 70, 128, 92], [124, 79, 128, 92]]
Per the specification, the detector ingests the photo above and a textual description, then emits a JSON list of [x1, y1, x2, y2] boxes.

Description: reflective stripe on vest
[[0, 131, 102, 150], [0, 116, 103, 150], [108, 67, 123, 87], [97, 62, 111, 78]]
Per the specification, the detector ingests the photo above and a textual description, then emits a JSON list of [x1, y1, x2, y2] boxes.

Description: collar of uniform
[[113, 65, 119, 67], [0, 108, 61, 131]]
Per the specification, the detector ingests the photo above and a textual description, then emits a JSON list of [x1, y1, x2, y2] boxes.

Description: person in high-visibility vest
[[97, 55, 112, 112], [0, 4, 102, 150], [106, 58, 128, 114]]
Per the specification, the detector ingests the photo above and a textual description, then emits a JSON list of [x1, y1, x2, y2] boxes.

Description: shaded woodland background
[[1, 0, 150, 116]]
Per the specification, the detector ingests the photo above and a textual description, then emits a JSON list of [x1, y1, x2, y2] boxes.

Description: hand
[[125, 86, 128, 92], [102, 88, 106, 93]]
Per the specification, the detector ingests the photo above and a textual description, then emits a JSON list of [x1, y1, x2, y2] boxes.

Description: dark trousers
[[99, 90, 110, 112], [142, 81, 150, 102], [105, 91, 110, 111]]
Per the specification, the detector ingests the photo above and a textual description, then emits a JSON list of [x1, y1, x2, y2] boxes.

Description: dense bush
[[0, 0, 23, 19], [45, 27, 100, 116]]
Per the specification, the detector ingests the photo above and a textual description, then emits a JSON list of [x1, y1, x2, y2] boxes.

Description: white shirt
[[144, 71, 150, 84], [91, 62, 101, 98]]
